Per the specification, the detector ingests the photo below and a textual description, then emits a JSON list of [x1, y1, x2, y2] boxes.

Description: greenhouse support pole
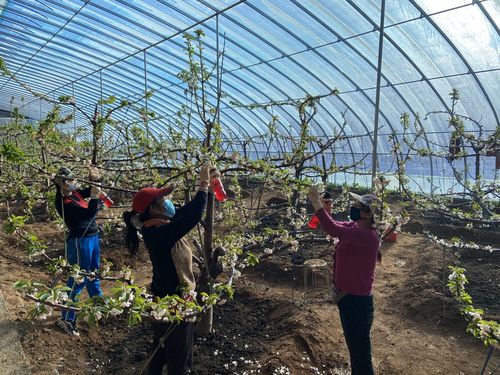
[[99, 70, 103, 114], [371, 0, 386, 188], [72, 82, 76, 139], [216, 14, 221, 127], [143, 50, 150, 140]]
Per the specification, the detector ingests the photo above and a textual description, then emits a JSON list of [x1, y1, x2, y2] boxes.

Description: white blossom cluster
[[447, 268, 466, 291], [427, 233, 497, 252], [272, 365, 290, 375], [448, 267, 499, 346]]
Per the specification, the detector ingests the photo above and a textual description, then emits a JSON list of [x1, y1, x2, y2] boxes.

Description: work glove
[[198, 165, 211, 191], [210, 167, 221, 179], [88, 165, 102, 182], [307, 186, 323, 212], [90, 185, 102, 199]]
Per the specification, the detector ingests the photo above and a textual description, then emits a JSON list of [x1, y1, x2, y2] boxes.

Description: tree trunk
[[196, 192, 214, 336], [40, 147, 50, 215], [321, 153, 327, 184], [475, 153, 480, 180], [291, 164, 303, 209]]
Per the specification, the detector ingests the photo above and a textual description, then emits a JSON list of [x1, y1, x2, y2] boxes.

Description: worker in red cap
[[123, 165, 211, 375]]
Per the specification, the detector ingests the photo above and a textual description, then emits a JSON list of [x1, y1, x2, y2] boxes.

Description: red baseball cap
[[132, 185, 174, 213]]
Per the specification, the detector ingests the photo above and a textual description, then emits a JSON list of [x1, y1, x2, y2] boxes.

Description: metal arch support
[[130, 79, 256, 140], [143, 50, 150, 140], [16, 0, 249, 105], [143, 0, 326, 140], [112, 0, 261, 150], [0, 25, 31, 43], [240, 1, 390, 151], [238, 1, 376, 141], [141, 92, 256, 144], [0, 15, 115, 73], [345, 0, 440, 191], [7, 0, 366, 146], [4, 19, 277, 142], [0, 6, 182, 83], [197, 0, 345, 139], [0, 18, 269, 142], [38, 0, 155, 46], [0, 35, 95, 85], [146, 41, 298, 140], [293, 1, 435, 191], [6, 62, 323, 163], [0, 0, 90, 91], [410, 0, 499, 124], [131, 0, 296, 139], [1, 0, 490, 184], [114, 69, 264, 142], [3, 32, 257, 142], [115, 0, 254, 146], [288, 1, 402, 148], [475, 1, 500, 37], [372, 0, 385, 185], [222, 42, 361, 147], [346, 0, 450, 110]]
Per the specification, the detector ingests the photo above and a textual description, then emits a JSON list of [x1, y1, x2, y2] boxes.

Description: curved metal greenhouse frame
[[0, 0, 498, 190]]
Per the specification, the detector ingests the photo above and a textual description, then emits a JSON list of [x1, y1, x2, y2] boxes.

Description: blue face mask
[[67, 183, 78, 191], [163, 199, 176, 219]]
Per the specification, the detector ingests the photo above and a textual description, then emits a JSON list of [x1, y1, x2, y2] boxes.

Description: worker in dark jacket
[[54, 167, 107, 336], [123, 165, 210, 375]]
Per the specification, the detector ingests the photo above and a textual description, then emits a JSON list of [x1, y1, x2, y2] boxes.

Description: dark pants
[[338, 294, 375, 375], [148, 321, 194, 375]]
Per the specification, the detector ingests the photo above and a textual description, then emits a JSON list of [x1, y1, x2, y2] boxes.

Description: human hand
[[199, 164, 210, 182], [198, 165, 210, 191], [307, 186, 323, 212], [88, 165, 102, 182], [90, 185, 102, 199], [210, 167, 221, 179]]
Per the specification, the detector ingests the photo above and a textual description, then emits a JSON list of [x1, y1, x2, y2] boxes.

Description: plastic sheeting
[[0, 0, 498, 158]]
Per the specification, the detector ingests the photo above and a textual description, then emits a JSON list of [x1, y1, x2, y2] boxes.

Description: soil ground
[[0, 194, 499, 375]]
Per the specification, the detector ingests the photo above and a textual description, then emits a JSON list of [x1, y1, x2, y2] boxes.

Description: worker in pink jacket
[[308, 187, 379, 375]]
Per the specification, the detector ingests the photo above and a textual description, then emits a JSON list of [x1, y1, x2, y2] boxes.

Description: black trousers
[[338, 294, 375, 375], [148, 321, 194, 375]]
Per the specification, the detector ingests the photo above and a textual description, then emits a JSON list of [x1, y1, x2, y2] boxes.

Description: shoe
[[56, 319, 80, 336]]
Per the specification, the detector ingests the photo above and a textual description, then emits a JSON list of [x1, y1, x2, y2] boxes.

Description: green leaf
[[0, 143, 26, 163]]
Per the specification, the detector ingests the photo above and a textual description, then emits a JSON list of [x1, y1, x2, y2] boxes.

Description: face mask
[[349, 206, 361, 221], [163, 199, 176, 219], [67, 183, 78, 192]]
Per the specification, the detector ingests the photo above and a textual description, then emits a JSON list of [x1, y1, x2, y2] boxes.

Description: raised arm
[[164, 165, 210, 242], [167, 191, 208, 241], [315, 208, 352, 238], [308, 186, 353, 239]]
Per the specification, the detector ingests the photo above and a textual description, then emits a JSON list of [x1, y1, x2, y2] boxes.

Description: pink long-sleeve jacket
[[316, 208, 379, 296]]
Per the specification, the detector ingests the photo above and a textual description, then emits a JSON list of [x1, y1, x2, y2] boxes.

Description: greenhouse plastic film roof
[[0, 0, 499, 160]]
